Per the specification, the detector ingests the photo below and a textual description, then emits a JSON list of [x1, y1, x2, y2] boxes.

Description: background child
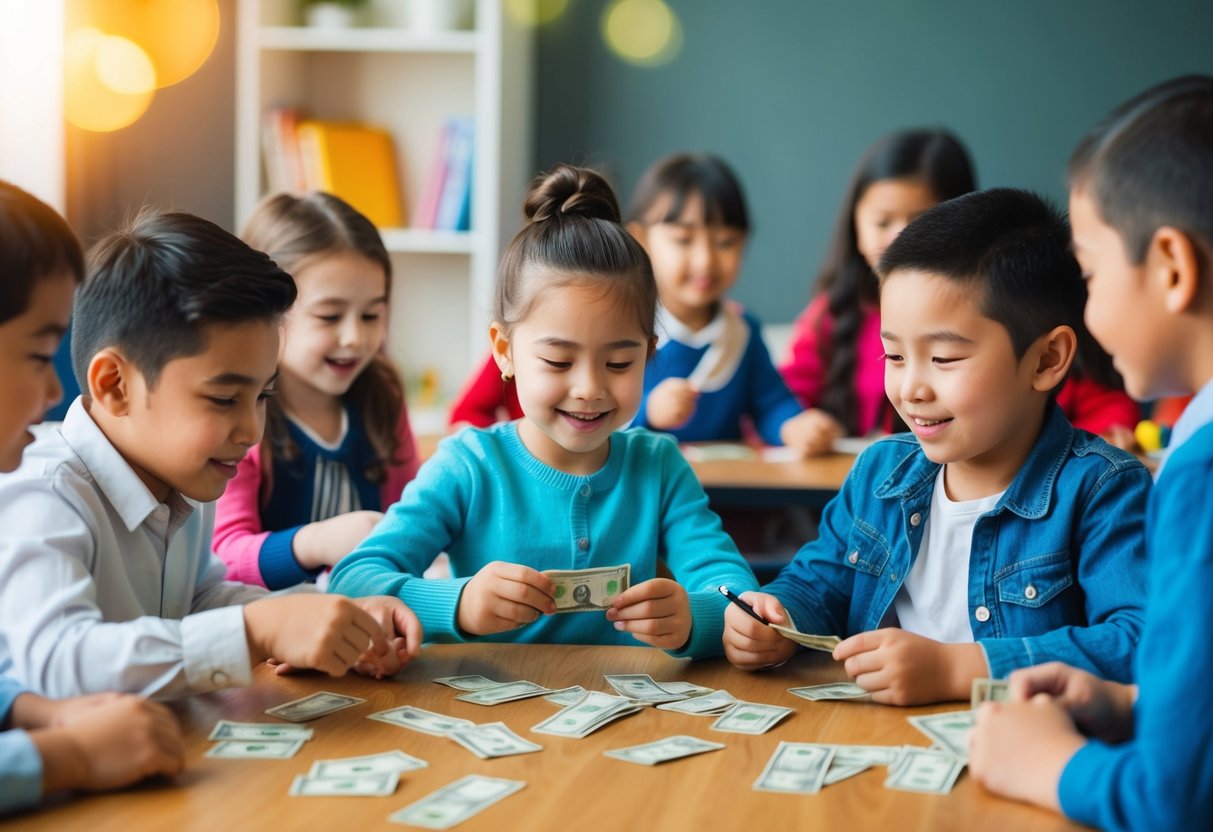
[[625, 153, 820, 453], [723, 188, 1150, 705], [0, 181, 184, 811], [0, 209, 420, 699], [781, 128, 1138, 454], [970, 75, 1213, 828], [448, 352, 522, 430], [213, 192, 420, 590], [330, 164, 758, 656]]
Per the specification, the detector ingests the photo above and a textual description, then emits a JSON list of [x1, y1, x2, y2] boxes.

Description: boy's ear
[[1029, 325, 1077, 393], [1150, 226, 1202, 314], [87, 348, 133, 416], [488, 322, 512, 378]]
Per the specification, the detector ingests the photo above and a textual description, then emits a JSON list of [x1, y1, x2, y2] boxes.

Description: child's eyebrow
[[533, 337, 644, 350], [205, 370, 280, 387], [879, 330, 975, 345], [31, 322, 68, 338]]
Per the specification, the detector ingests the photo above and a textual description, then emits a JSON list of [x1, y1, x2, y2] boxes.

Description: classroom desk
[[7, 644, 1080, 832], [686, 450, 855, 509]]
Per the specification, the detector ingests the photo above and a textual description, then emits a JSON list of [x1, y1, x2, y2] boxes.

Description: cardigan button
[[910, 512, 922, 527], [975, 605, 991, 622], [579, 484, 592, 497], [577, 538, 589, 551], [1024, 585, 1038, 600]]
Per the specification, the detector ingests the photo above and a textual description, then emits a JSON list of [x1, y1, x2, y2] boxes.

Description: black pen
[[718, 585, 770, 625]]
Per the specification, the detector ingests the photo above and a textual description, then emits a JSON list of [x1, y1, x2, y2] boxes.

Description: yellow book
[[295, 120, 405, 227]]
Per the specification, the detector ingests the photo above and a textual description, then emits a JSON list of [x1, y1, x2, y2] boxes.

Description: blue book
[[435, 117, 474, 231]]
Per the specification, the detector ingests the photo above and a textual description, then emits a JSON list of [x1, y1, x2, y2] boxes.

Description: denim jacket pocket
[[995, 551, 1074, 608], [842, 519, 891, 578]]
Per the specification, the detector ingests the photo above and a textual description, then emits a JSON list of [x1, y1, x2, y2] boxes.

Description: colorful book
[[434, 116, 474, 231], [413, 121, 452, 229], [295, 119, 405, 228]]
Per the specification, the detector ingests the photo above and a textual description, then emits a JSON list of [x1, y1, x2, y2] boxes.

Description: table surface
[[7, 644, 1082, 832]]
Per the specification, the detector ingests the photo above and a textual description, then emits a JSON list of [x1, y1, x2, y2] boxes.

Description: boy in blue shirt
[[723, 187, 1150, 705], [970, 75, 1213, 829]]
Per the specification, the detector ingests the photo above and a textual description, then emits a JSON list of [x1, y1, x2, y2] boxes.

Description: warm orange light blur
[[64, 27, 155, 132], [601, 0, 682, 66], [68, 0, 219, 89]]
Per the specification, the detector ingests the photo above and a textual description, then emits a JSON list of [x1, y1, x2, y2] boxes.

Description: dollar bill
[[543, 685, 590, 706], [264, 691, 366, 723], [544, 565, 630, 612], [884, 747, 965, 794], [970, 677, 1011, 710], [289, 771, 399, 797], [205, 739, 305, 759], [770, 622, 842, 653], [820, 744, 902, 786], [447, 722, 544, 759], [655, 689, 738, 716], [787, 682, 871, 701], [710, 701, 794, 735], [309, 750, 428, 779], [455, 680, 553, 706], [822, 761, 872, 786], [604, 674, 687, 704], [653, 681, 714, 696], [531, 691, 643, 738], [388, 775, 525, 829], [432, 675, 511, 691], [603, 735, 726, 765], [752, 742, 835, 793], [368, 705, 474, 736], [907, 710, 975, 760], [208, 720, 314, 742]]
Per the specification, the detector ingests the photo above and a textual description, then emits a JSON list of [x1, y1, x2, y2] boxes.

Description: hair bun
[[524, 164, 621, 225]]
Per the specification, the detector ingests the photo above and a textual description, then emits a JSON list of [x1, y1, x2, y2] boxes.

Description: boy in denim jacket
[[723, 188, 1149, 706]]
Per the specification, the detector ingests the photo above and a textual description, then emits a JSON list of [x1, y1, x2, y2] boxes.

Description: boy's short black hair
[[0, 181, 84, 326], [876, 188, 1084, 359], [71, 210, 297, 390], [1068, 74, 1213, 263]]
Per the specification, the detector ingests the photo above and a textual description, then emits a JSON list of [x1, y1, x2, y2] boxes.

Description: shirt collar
[[59, 397, 197, 533], [1164, 377, 1213, 460], [655, 303, 727, 350]]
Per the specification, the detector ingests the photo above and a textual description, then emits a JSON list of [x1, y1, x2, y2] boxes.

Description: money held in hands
[[544, 565, 630, 612]]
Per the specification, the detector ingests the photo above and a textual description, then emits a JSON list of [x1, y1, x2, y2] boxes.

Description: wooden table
[[8, 644, 1080, 832]]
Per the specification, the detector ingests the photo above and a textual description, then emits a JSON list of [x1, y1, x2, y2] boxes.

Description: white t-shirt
[[892, 467, 1004, 643]]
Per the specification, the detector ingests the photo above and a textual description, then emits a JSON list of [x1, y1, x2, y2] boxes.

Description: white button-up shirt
[[0, 398, 266, 700]]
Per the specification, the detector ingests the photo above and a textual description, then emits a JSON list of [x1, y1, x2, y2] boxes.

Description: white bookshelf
[[234, 0, 534, 404]]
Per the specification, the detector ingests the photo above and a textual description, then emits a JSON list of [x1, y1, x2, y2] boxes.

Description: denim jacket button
[[1024, 584, 1038, 600], [975, 605, 991, 622], [848, 551, 859, 564], [910, 512, 922, 527]]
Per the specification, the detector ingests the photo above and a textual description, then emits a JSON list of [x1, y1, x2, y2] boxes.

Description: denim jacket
[[764, 403, 1150, 680]]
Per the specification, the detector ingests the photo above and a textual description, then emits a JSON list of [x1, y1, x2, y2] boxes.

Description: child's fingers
[[832, 630, 881, 661], [726, 626, 784, 653], [739, 592, 788, 624], [498, 576, 557, 615], [347, 604, 390, 658], [610, 581, 664, 609], [842, 649, 883, 679], [613, 614, 677, 636]]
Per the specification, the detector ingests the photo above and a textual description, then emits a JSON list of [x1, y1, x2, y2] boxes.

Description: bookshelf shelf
[[236, 0, 534, 403]]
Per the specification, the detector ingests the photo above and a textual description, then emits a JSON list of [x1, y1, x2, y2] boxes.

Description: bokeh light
[[64, 27, 155, 132], [68, 0, 219, 89], [601, 0, 682, 66], [504, 0, 570, 27]]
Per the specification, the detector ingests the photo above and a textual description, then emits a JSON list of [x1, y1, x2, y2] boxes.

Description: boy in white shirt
[[0, 209, 421, 700]]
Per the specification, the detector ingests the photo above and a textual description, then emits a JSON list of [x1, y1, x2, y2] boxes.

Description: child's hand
[[33, 694, 185, 794], [457, 561, 556, 636], [969, 694, 1084, 811], [645, 378, 699, 430], [606, 578, 691, 650], [721, 591, 797, 669], [244, 594, 390, 677], [833, 629, 986, 705], [292, 510, 385, 571], [779, 408, 844, 457], [1006, 662, 1138, 743], [349, 596, 424, 678]]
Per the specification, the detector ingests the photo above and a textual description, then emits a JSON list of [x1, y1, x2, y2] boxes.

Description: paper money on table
[[769, 622, 842, 653], [447, 722, 544, 759], [455, 680, 553, 706], [603, 735, 725, 766], [970, 677, 1010, 710], [820, 744, 902, 786], [655, 689, 738, 716], [907, 710, 975, 760], [604, 674, 687, 704], [289, 771, 399, 797], [368, 705, 474, 736], [543, 686, 589, 706], [883, 747, 965, 794], [531, 691, 643, 738], [653, 681, 714, 696], [208, 720, 314, 742], [309, 750, 428, 779], [264, 691, 366, 723], [432, 675, 511, 691], [752, 742, 835, 794], [205, 739, 305, 759], [543, 565, 630, 612], [388, 775, 525, 829], [710, 701, 794, 735], [787, 682, 871, 702]]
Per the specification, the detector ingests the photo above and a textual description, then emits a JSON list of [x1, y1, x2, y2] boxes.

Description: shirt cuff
[[259, 526, 319, 591], [1057, 740, 1108, 827], [0, 730, 43, 812], [181, 606, 254, 693], [667, 589, 729, 660], [400, 577, 473, 642], [977, 636, 1030, 679]]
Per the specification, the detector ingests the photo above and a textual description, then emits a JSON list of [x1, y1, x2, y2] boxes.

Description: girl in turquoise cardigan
[[330, 164, 758, 657]]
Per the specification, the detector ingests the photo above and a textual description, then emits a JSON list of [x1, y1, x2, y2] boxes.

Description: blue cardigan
[[329, 423, 758, 658]]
